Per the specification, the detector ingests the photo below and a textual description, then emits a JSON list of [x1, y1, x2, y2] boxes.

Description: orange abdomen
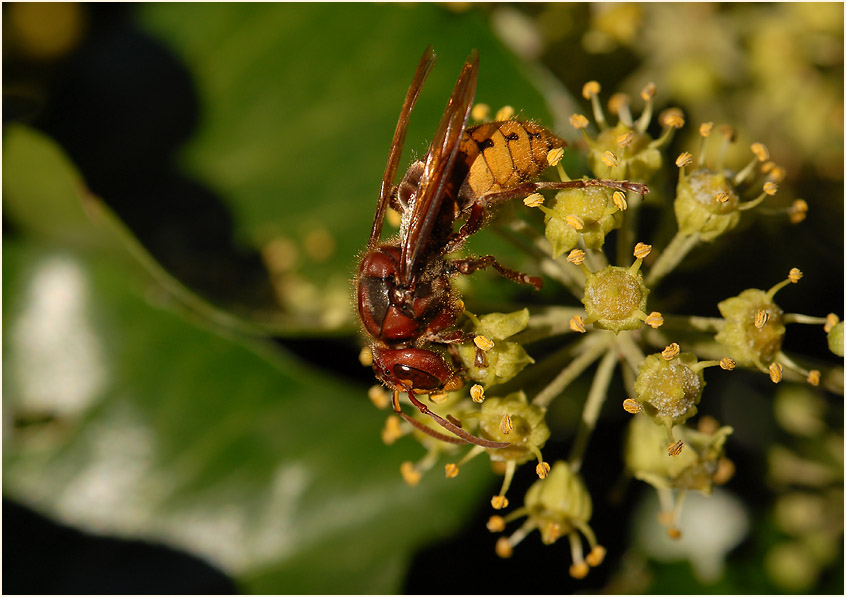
[[459, 120, 566, 200]]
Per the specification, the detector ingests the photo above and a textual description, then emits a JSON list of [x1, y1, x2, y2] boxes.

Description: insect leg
[[446, 255, 543, 290], [405, 391, 509, 449]]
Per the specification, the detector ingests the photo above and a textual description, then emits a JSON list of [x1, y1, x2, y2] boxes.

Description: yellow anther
[[622, 398, 642, 414], [523, 192, 545, 207], [565, 214, 585, 230], [570, 315, 587, 334], [755, 309, 770, 329], [608, 92, 630, 115], [569, 113, 590, 129], [567, 249, 586, 265], [824, 313, 839, 333], [720, 357, 736, 371], [382, 415, 404, 444], [495, 536, 513, 558], [713, 458, 736, 485], [444, 463, 459, 479], [668, 440, 685, 456], [499, 413, 514, 435], [543, 521, 562, 543], [633, 242, 652, 259], [697, 415, 720, 435], [667, 527, 683, 540], [807, 369, 821, 386], [545, 146, 565, 167], [640, 82, 657, 101], [582, 80, 601, 99], [675, 152, 693, 168], [616, 131, 634, 148], [788, 267, 803, 283], [400, 461, 422, 486], [536, 461, 551, 479], [750, 142, 769, 162], [474, 335, 495, 351], [470, 384, 485, 403], [763, 181, 779, 196], [718, 124, 736, 142], [769, 165, 786, 183], [612, 190, 627, 211], [495, 105, 515, 121], [659, 108, 685, 128], [487, 515, 506, 533], [586, 545, 607, 567], [368, 385, 390, 409], [491, 495, 509, 510], [600, 150, 619, 167], [715, 191, 730, 203], [761, 161, 775, 174], [699, 122, 714, 137], [429, 392, 448, 404], [769, 362, 783, 383], [645, 311, 664, 329], [662, 343, 681, 360], [569, 562, 590, 579], [471, 103, 490, 122], [789, 199, 808, 224], [359, 347, 373, 367]]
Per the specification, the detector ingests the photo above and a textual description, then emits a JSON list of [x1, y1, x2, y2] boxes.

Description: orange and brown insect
[[356, 47, 648, 447]]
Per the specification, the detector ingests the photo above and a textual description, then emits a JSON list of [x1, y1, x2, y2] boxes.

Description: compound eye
[[393, 364, 441, 391]]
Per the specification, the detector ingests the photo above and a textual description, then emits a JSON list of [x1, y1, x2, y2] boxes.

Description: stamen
[[583, 81, 606, 129], [668, 440, 685, 456], [382, 416, 404, 444], [622, 398, 642, 414], [495, 536, 513, 558], [659, 107, 685, 129], [491, 495, 509, 510], [471, 103, 490, 122], [769, 362, 783, 383], [755, 309, 770, 329], [720, 357, 736, 370], [495, 105, 515, 121], [569, 113, 590, 129], [662, 343, 680, 360], [487, 515, 506, 532], [474, 335, 495, 351], [536, 461, 551, 479], [470, 384, 486, 403], [600, 151, 619, 168], [359, 347, 373, 366], [444, 463, 459, 478], [429, 392, 448, 404], [715, 191, 731, 203], [570, 315, 587, 334], [566, 214, 586, 230], [567, 249, 586, 265], [640, 82, 656, 102], [789, 199, 808, 224], [807, 370, 821, 386], [609, 92, 634, 127], [612, 190, 628, 211], [824, 313, 839, 333], [763, 181, 779, 196], [768, 165, 787, 182], [546, 146, 565, 166], [368, 385, 390, 409], [633, 242, 652, 259], [523, 192, 544, 207], [586, 545, 606, 567], [713, 458, 736, 485], [582, 80, 601, 99], [675, 152, 693, 168], [400, 461, 422, 486], [699, 122, 714, 137], [645, 312, 664, 329], [788, 267, 803, 283], [499, 413, 514, 435], [750, 142, 769, 162], [616, 131, 634, 148], [635, 82, 656, 132]]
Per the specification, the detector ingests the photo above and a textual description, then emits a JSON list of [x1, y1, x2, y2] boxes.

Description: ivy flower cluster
[[362, 79, 842, 578]]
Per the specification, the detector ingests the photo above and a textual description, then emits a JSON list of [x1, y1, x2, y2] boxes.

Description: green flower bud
[[674, 168, 742, 241], [583, 265, 650, 333], [543, 186, 624, 257], [456, 310, 534, 387], [477, 391, 549, 464], [827, 321, 844, 357], [716, 288, 785, 368], [586, 123, 663, 181], [625, 414, 733, 494], [633, 352, 705, 429], [524, 461, 593, 544]]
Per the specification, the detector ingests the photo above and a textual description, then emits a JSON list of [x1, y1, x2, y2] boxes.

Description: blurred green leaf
[[2, 124, 494, 593]]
